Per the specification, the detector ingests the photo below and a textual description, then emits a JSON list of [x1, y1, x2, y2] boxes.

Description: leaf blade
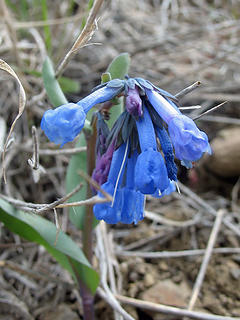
[[0, 199, 99, 294], [42, 56, 68, 107]]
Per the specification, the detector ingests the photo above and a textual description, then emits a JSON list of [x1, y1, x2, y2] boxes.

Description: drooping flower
[[41, 74, 212, 225], [120, 151, 145, 224], [93, 142, 129, 224], [145, 88, 211, 161], [134, 105, 169, 194], [94, 144, 145, 224], [41, 80, 125, 146], [40, 103, 86, 147]]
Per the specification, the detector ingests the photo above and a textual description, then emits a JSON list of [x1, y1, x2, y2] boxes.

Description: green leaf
[[58, 77, 81, 94], [101, 72, 112, 83], [66, 133, 98, 230], [106, 53, 130, 128], [107, 52, 130, 80], [66, 133, 87, 229], [42, 57, 68, 107], [0, 199, 99, 294]]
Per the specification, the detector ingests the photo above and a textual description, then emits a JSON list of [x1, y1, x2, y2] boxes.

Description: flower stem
[[79, 116, 97, 320]]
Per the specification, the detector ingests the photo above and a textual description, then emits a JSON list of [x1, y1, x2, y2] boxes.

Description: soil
[[0, 0, 240, 319]]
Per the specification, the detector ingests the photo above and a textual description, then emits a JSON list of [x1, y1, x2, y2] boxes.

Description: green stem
[[80, 116, 97, 320]]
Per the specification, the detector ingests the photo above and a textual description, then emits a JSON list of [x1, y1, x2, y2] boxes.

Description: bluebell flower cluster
[[41, 77, 211, 224]]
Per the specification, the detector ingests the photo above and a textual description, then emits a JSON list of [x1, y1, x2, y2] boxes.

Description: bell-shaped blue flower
[[78, 83, 124, 113], [135, 106, 169, 194], [93, 142, 129, 224], [94, 182, 123, 224], [41, 81, 124, 146], [120, 151, 145, 224], [146, 89, 180, 123], [146, 88, 211, 161], [41, 103, 86, 147], [168, 115, 211, 161]]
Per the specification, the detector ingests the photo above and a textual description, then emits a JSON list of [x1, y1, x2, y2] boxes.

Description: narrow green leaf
[[66, 133, 98, 230], [58, 77, 81, 94], [66, 133, 87, 229], [42, 57, 68, 107], [107, 52, 130, 80], [0, 199, 99, 294]]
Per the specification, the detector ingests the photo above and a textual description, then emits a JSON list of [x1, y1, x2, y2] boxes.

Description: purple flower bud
[[125, 87, 143, 117], [92, 141, 115, 187]]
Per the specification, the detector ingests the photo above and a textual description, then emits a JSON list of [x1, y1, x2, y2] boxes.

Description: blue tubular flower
[[145, 89, 180, 123], [41, 80, 124, 146], [93, 142, 129, 224], [135, 106, 169, 194], [155, 127, 178, 181], [78, 80, 125, 113], [41, 103, 86, 146], [121, 151, 145, 224], [146, 89, 211, 161], [167, 115, 211, 161]]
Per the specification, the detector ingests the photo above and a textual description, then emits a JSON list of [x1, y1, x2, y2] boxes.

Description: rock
[[158, 261, 168, 271], [140, 279, 190, 308], [201, 127, 240, 178], [144, 273, 155, 288], [230, 268, 240, 280]]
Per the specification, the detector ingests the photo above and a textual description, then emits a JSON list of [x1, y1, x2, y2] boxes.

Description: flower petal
[[168, 115, 211, 161], [121, 189, 145, 224], [152, 180, 176, 198], [135, 149, 169, 194], [146, 89, 180, 123], [78, 85, 124, 113], [41, 103, 86, 146]]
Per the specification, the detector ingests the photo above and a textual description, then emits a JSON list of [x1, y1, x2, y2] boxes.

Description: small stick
[[29, 126, 39, 170], [0, 260, 74, 288], [78, 170, 112, 202], [115, 294, 238, 320], [175, 81, 201, 100], [179, 105, 202, 110], [116, 247, 240, 259], [38, 146, 86, 155], [56, 195, 109, 208], [55, 0, 104, 78], [54, 208, 61, 246], [178, 182, 240, 237], [97, 287, 134, 320], [188, 209, 225, 310], [35, 183, 83, 214], [193, 101, 227, 120]]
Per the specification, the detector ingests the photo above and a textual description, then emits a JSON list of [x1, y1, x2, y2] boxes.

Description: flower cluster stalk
[[80, 120, 98, 320]]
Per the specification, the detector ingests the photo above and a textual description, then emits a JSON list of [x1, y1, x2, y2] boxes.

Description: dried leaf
[[0, 59, 26, 183]]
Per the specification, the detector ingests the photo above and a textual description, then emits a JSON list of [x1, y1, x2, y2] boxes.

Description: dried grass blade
[[0, 59, 26, 183]]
